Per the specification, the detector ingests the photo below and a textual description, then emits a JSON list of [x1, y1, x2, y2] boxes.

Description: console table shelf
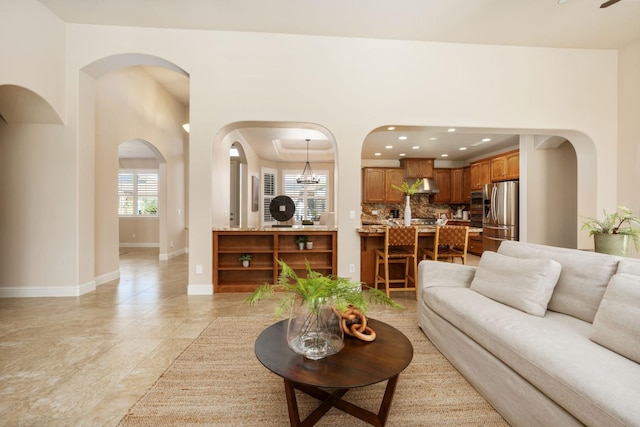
[[213, 229, 337, 293]]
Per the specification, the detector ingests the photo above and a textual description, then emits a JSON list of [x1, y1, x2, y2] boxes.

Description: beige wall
[[617, 40, 640, 250], [119, 217, 160, 246], [523, 139, 578, 248], [1, 0, 637, 296]]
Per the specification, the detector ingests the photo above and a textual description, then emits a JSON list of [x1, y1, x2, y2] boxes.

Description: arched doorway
[[213, 122, 337, 230], [82, 54, 189, 285]]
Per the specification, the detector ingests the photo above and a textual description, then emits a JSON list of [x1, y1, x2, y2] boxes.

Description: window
[[118, 172, 158, 216], [262, 168, 276, 224], [284, 170, 328, 221]]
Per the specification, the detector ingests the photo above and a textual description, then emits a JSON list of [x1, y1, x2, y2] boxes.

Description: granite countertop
[[212, 225, 337, 232], [358, 225, 483, 234]]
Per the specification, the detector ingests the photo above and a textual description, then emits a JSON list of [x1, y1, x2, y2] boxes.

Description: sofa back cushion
[[617, 259, 640, 276], [591, 273, 640, 364], [470, 251, 561, 316], [497, 241, 619, 323]]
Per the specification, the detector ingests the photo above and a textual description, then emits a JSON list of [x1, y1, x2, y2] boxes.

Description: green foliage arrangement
[[238, 253, 253, 262], [392, 179, 423, 196], [294, 235, 308, 244], [245, 259, 403, 317], [581, 206, 640, 250]]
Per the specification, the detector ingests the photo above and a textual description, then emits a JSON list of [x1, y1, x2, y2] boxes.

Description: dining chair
[[422, 225, 470, 265], [374, 226, 419, 299]]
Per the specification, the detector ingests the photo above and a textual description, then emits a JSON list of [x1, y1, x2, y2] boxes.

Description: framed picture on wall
[[252, 176, 259, 212]]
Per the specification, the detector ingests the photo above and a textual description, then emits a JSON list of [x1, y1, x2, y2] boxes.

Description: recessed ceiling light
[[459, 147, 468, 151], [385, 145, 393, 149], [374, 152, 381, 156], [412, 146, 420, 150], [399, 153, 406, 157], [482, 138, 492, 142], [429, 137, 438, 141], [448, 128, 456, 132], [398, 136, 408, 140], [387, 126, 396, 130], [441, 154, 449, 157]]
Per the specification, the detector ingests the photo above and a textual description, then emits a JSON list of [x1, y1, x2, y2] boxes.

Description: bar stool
[[374, 226, 419, 299], [422, 225, 469, 264]]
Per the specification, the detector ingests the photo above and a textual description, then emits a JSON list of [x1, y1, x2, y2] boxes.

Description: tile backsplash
[[362, 196, 468, 223]]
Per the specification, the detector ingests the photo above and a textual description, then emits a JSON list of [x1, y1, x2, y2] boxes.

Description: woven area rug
[[119, 314, 507, 426]]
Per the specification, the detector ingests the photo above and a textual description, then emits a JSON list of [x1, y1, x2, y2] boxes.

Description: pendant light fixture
[[296, 139, 320, 184]]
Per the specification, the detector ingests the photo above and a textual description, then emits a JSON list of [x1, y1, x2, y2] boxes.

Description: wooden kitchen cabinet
[[463, 166, 471, 200], [400, 158, 434, 178], [433, 168, 451, 203], [470, 160, 491, 190], [491, 150, 519, 181], [362, 167, 405, 203], [450, 167, 470, 204], [468, 235, 484, 256], [385, 168, 406, 202]]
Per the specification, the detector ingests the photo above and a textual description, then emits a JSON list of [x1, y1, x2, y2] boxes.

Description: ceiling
[[39, 0, 640, 49], [47, 0, 638, 162]]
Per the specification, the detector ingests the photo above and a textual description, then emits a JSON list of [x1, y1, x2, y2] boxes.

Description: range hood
[[407, 177, 440, 194]]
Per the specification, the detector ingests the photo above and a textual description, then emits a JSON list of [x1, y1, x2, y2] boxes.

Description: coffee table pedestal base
[[283, 375, 399, 427]]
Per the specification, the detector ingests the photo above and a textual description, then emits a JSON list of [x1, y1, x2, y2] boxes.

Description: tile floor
[[0, 248, 479, 426]]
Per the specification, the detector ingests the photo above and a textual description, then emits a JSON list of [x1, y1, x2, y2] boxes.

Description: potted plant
[[239, 253, 253, 267], [581, 206, 640, 256], [295, 235, 308, 250], [392, 179, 423, 226], [245, 259, 402, 359]]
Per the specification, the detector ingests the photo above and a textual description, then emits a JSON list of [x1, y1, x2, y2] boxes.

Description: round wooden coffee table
[[255, 318, 413, 426]]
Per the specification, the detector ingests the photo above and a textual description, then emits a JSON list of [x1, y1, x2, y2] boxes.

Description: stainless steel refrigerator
[[483, 181, 519, 252]]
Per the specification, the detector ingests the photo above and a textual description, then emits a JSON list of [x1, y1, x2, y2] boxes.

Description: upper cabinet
[[469, 160, 491, 190], [400, 158, 434, 178], [450, 167, 470, 204], [433, 168, 451, 203], [463, 166, 471, 199], [491, 150, 519, 182], [362, 167, 405, 203]]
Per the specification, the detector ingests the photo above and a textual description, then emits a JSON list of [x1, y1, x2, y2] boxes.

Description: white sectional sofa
[[417, 241, 640, 427]]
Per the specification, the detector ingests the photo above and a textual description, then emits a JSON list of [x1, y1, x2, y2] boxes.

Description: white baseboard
[[159, 248, 186, 261], [0, 280, 96, 298], [119, 243, 160, 248], [188, 284, 213, 295], [95, 270, 120, 286]]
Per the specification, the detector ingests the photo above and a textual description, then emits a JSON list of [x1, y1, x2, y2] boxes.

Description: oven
[[470, 190, 483, 228]]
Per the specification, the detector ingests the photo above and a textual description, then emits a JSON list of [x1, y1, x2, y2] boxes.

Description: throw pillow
[[498, 240, 618, 323], [591, 273, 640, 364], [470, 251, 562, 316]]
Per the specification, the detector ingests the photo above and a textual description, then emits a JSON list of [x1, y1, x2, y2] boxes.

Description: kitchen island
[[358, 225, 482, 287], [213, 227, 337, 293]]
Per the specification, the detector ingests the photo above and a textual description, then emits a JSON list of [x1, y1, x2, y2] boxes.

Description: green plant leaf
[[244, 259, 403, 317]]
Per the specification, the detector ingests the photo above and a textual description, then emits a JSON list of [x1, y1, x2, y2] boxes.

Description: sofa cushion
[[617, 258, 640, 276], [423, 285, 640, 426], [470, 251, 561, 316], [497, 241, 619, 323], [591, 273, 640, 364]]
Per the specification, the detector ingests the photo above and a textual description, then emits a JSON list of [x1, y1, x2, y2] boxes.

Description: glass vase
[[287, 296, 344, 360]]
